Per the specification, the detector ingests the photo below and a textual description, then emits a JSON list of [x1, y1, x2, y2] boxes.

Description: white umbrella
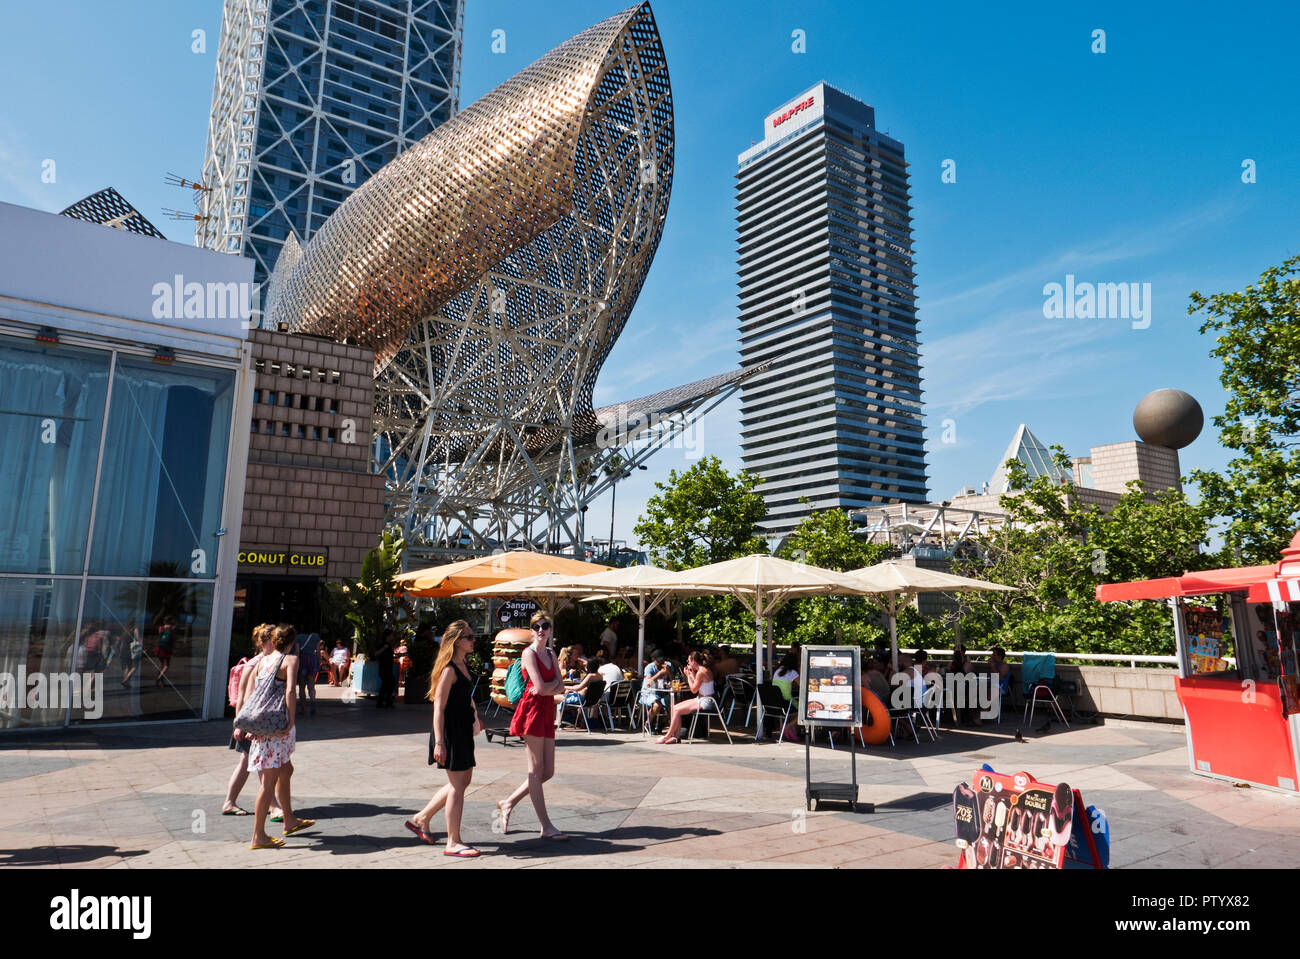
[[845, 561, 1018, 672], [456, 571, 601, 619], [562, 564, 680, 670], [645, 554, 874, 683]]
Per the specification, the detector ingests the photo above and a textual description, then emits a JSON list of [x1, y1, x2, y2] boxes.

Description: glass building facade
[[737, 82, 929, 536], [0, 334, 238, 728], [197, 0, 465, 287]]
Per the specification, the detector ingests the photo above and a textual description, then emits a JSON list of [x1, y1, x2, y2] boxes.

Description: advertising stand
[[1096, 529, 1300, 795], [799, 646, 869, 812], [952, 766, 1108, 869]]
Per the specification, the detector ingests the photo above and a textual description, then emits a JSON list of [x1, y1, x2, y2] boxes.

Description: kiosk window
[[1184, 604, 1235, 676]]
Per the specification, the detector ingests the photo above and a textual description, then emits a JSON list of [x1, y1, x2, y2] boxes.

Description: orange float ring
[[852, 688, 891, 745]]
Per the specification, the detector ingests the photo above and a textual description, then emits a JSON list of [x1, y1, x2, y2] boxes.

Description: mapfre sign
[[771, 95, 815, 130]]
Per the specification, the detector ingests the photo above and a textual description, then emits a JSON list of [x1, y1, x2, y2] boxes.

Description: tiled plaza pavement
[[0, 686, 1296, 869]]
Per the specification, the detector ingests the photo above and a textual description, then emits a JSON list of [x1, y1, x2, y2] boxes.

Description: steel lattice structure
[[263, 2, 681, 555], [197, 0, 464, 283]]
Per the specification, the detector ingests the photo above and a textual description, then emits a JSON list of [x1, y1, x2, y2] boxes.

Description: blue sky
[[3, 1, 1298, 547]]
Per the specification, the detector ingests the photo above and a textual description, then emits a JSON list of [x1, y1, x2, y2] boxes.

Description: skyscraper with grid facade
[[736, 82, 928, 537], [197, 0, 464, 288]]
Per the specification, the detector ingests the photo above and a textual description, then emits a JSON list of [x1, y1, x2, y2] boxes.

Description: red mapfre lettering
[[773, 96, 815, 128]]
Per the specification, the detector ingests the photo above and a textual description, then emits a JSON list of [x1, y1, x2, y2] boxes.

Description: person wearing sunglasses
[[498, 611, 570, 840]]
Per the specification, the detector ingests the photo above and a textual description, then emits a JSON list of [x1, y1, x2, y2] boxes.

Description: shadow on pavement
[[0, 844, 148, 866]]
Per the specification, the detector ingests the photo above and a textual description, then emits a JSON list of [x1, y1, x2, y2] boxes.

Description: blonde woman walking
[[405, 620, 484, 857]]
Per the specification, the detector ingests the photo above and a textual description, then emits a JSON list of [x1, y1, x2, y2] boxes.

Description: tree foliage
[[1187, 253, 1300, 564], [775, 507, 891, 647], [952, 451, 1212, 655], [325, 528, 412, 656], [634, 456, 768, 644], [633, 455, 768, 569]]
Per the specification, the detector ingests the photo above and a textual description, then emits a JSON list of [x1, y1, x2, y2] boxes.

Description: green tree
[[953, 450, 1211, 656], [633, 456, 768, 645], [325, 528, 413, 656], [633, 455, 768, 569], [774, 507, 891, 647], [1187, 253, 1300, 564]]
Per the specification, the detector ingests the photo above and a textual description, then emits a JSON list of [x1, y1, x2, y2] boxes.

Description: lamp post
[[608, 464, 646, 564]]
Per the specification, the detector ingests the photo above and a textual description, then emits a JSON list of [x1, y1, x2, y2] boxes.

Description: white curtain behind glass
[[0, 352, 107, 574]]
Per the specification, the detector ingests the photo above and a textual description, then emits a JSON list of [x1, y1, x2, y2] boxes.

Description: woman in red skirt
[[498, 612, 570, 840]]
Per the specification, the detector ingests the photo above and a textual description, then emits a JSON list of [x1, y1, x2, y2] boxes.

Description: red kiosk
[[1096, 531, 1300, 795]]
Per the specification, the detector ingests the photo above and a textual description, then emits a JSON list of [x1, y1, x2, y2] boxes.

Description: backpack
[[505, 658, 526, 705], [228, 657, 250, 708]]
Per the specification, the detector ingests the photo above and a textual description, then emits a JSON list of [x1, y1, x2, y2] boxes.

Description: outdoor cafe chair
[[724, 674, 757, 727], [1024, 681, 1070, 728], [559, 678, 608, 733], [754, 682, 791, 744], [686, 694, 733, 744], [1021, 653, 1069, 728], [606, 680, 638, 730], [887, 683, 937, 744]]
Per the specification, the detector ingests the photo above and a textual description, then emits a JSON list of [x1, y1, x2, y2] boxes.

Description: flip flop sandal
[[249, 837, 285, 850], [222, 807, 251, 816], [443, 847, 481, 858], [283, 819, 316, 836], [405, 820, 437, 845], [270, 814, 284, 823], [541, 832, 571, 842]]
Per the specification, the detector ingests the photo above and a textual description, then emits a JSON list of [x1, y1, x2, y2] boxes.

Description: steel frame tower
[[198, 0, 464, 285]]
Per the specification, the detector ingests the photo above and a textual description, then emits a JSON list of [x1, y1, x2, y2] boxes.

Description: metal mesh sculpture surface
[[263, 2, 674, 553]]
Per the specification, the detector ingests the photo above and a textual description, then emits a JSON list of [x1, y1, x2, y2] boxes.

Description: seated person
[[709, 645, 740, 681], [655, 651, 716, 744], [640, 649, 673, 733], [597, 655, 624, 690], [864, 657, 892, 707], [557, 657, 605, 724], [772, 651, 800, 692], [557, 646, 577, 681], [906, 649, 940, 712], [569, 643, 589, 674], [989, 645, 1012, 700], [948, 644, 981, 726], [328, 639, 351, 686]]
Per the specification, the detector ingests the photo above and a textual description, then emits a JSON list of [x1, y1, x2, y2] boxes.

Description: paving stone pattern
[[0, 686, 1296, 869]]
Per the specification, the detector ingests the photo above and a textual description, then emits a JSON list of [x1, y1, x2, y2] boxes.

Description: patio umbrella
[[845, 561, 1018, 672], [455, 571, 609, 619], [394, 551, 610, 597], [645, 555, 873, 683], [566, 564, 679, 669]]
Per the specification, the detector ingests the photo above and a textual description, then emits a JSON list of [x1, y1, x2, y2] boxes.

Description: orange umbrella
[[395, 551, 611, 597]]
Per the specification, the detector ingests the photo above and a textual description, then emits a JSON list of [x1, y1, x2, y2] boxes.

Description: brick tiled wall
[[239, 331, 386, 581]]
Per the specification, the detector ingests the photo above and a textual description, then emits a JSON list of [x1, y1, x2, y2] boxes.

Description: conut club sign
[[238, 549, 328, 572]]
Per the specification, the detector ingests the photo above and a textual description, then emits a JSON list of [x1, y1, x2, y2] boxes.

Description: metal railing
[[767, 645, 1182, 669]]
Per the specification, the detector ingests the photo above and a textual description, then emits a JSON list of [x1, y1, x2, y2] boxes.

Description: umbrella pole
[[890, 594, 899, 674], [637, 597, 646, 670]]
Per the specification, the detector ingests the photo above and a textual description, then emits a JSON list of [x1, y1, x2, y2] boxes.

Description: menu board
[[1183, 604, 1233, 675], [798, 646, 861, 727], [954, 768, 1072, 870]]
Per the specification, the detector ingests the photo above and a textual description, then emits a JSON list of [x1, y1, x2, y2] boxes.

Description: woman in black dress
[[405, 620, 483, 857]]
